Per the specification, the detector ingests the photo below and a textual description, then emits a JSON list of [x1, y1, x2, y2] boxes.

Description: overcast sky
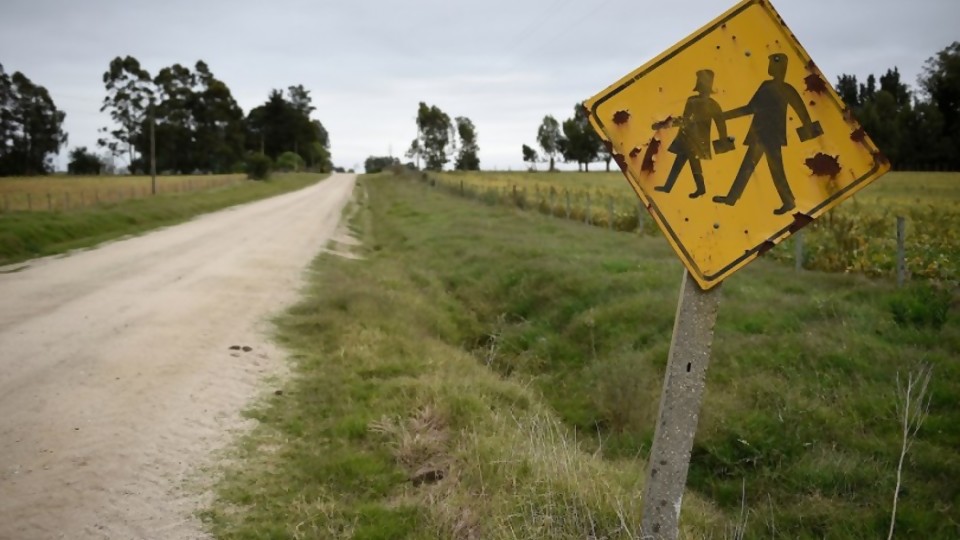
[[1, 0, 957, 172]]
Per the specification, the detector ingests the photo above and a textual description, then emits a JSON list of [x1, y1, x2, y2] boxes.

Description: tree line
[[524, 41, 960, 172], [0, 55, 332, 177], [836, 42, 960, 170], [0, 64, 67, 176]]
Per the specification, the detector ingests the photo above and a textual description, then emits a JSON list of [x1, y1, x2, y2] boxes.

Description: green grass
[[434, 171, 960, 283], [0, 173, 327, 265], [207, 172, 959, 539]]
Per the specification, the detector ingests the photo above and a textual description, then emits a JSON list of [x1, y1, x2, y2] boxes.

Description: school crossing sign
[[585, 0, 889, 290]]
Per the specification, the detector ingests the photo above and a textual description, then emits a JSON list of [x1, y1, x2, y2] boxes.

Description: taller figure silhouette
[[712, 53, 823, 215]]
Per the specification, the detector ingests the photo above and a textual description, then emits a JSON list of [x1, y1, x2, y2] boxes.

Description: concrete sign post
[[640, 270, 720, 538]]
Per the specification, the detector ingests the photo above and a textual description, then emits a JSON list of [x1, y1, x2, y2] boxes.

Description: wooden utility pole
[[150, 113, 157, 196]]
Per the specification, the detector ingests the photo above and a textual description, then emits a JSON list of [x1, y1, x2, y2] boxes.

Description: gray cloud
[[1, 0, 956, 171]]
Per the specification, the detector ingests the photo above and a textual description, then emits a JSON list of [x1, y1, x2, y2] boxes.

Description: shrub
[[889, 283, 951, 329], [246, 154, 273, 180], [276, 151, 305, 172]]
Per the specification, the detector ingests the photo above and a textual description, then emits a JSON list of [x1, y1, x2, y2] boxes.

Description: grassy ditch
[[0, 173, 327, 265], [207, 172, 958, 539]]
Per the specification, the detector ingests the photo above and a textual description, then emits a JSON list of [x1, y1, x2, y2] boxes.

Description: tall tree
[[246, 90, 299, 159], [246, 86, 328, 167], [836, 74, 860, 107], [414, 102, 452, 171], [919, 41, 960, 168], [0, 65, 67, 175], [0, 64, 13, 166], [98, 56, 153, 171], [150, 63, 197, 173], [405, 138, 422, 169], [522, 144, 538, 171], [879, 67, 911, 107], [536, 115, 562, 172], [858, 73, 877, 104], [191, 61, 245, 173], [454, 116, 480, 170], [560, 105, 602, 172], [67, 146, 103, 175]]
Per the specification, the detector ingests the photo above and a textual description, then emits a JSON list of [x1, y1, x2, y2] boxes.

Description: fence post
[[795, 230, 804, 271], [896, 216, 906, 288]]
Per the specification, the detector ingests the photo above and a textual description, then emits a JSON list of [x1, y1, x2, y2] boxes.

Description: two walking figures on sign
[[654, 53, 823, 215]]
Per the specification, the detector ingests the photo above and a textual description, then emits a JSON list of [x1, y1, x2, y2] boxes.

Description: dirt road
[[0, 173, 356, 539]]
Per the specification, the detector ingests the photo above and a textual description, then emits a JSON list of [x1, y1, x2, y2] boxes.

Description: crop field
[[0, 173, 325, 265], [0, 174, 245, 212], [432, 171, 960, 284]]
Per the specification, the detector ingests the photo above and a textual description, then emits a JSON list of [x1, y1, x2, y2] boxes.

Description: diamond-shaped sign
[[585, 0, 890, 290]]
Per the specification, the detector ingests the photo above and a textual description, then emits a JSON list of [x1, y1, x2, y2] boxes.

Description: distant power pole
[[150, 113, 156, 195]]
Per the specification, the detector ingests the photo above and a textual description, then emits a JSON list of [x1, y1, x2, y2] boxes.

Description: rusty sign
[[585, 0, 890, 290]]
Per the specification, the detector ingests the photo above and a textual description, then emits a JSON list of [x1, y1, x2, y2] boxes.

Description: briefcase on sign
[[796, 121, 824, 142], [712, 136, 736, 155]]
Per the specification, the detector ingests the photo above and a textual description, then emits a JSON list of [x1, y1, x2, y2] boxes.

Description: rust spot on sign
[[603, 139, 613, 152], [805, 153, 841, 178], [651, 116, 674, 130], [788, 212, 813, 233], [629, 147, 642, 159], [850, 127, 866, 143], [612, 110, 630, 125], [613, 153, 628, 172], [804, 73, 828, 94], [641, 137, 661, 173], [873, 151, 890, 166], [757, 240, 776, 256]]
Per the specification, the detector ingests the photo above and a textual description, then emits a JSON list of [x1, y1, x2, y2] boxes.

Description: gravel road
[[0, 173, 357, 539]]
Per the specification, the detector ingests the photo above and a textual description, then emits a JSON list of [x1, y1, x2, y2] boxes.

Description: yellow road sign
[[585, 0, 890, 290]]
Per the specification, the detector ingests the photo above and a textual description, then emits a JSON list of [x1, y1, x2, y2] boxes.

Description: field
[[0, 174, 245, 212], [206, 172, 959, 539], [0, 173, 326, 265], [431, 171, 960, 284]]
